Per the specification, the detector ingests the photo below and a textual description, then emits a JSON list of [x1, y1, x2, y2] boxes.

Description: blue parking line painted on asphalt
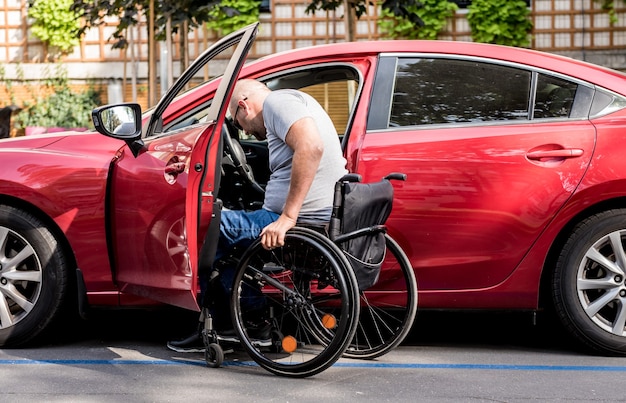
[[333, 362, 626, 371], [0, 359, 253, 368], [1, 359, 626, 371]]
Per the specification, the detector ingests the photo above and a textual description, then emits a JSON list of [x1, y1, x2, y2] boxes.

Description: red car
[[2, 23, 626, 356]]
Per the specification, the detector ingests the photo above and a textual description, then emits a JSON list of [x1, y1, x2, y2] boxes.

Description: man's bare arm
[[260, 117, 323, 249]]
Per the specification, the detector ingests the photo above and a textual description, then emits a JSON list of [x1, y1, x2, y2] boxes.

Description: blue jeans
[[201, 209, 279, 318], [215, 208, 280, 262]]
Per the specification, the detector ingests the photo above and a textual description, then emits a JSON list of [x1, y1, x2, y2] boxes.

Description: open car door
[[106, 24, 258, 311]]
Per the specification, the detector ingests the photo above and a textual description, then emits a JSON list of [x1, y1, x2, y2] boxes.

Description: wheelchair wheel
[[345, 234, 418, 359], [231, 227, 360, 378], [205, 343, 224, 368]]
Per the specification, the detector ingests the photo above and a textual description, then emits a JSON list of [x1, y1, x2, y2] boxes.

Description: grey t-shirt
[[262, 89, 348, 222]]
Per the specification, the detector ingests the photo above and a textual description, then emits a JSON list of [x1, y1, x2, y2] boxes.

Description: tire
[[0, 205, 69, 347], [553, 209, 626, 356], [231, 227, 360, 378], [344, 234, 418, 359], [205, 343, 224, 368]]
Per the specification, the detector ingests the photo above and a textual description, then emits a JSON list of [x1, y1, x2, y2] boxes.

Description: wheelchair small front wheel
[[205, 343, 224, 368], [231, 227, 360, 378]]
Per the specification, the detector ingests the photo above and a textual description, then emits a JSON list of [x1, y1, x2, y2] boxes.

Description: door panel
[[110, 125, 211, 310], [357, 121, 595, 291]]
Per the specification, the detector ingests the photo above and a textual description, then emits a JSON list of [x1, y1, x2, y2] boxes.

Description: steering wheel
[[222, 119, 265, 195]]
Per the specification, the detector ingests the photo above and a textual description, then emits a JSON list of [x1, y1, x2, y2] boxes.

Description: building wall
[[1, 0, 626, 111]]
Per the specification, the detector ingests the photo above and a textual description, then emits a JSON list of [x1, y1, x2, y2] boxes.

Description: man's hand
[[260, 214, 297, 250]]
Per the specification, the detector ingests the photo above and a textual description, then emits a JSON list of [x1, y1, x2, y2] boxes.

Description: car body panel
[[110, 125, 203, 309], [0, 132, 124, 291], [357, 120, 596, 293]]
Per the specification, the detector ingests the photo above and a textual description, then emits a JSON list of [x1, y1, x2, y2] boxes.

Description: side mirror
[[92, 103, 144, 156]]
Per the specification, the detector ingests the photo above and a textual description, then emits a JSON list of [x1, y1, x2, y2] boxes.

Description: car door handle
[[526, 148, 584, 160], [165, 162, 186, 174]]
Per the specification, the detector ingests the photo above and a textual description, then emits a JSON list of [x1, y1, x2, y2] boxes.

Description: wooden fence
[[2, 0, 625, 64]]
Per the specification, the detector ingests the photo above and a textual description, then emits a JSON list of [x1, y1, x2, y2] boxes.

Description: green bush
[[16, 87, 100, 129], [378, 0, 458, 40], [595, 0, 626, 24], [467, 0, 533, 47], [15, 65, 101, 130], [28, 0, 81, 56]]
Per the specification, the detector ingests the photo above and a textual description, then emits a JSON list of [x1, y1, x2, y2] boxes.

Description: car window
[[533, 74, 579, 119], [236, 78, 357, 142], [389, 58, 531, 127], [241, 65, 361, 142], [237, 79, 357, 142], [298, 80, 357, 135], [590, 88, 626, 117], [146, 48, 236, 138]]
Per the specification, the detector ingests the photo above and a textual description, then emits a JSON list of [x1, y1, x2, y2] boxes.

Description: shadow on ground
[[44, 306, 577, 355], [405, 309, 576, 353]]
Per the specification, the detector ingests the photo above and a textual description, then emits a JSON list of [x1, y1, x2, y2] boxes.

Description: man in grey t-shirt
[[229, 79, 347, 248], [167, 79, 347, 352]]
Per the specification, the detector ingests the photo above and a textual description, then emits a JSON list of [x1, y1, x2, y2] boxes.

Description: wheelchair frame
[[201, 173, 417, 377]]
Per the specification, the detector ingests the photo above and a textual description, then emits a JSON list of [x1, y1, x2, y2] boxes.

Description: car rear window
[[533, 74, 579, 119]]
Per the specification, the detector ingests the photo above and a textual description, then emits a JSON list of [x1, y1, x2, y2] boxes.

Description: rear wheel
[[0, 205, 69, 347], [231, 227, 359, 377], [345, 234, 418, 359], [553, 209, 626, 356]]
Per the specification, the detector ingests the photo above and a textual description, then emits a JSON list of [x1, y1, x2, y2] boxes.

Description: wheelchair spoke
[[231, 227, 359, 378]]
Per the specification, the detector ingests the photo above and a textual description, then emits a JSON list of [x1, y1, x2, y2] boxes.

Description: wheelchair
[[200, 166, 417, 377]]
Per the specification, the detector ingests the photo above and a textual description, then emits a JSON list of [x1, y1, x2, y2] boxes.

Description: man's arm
[[260, 116, 323, 249]]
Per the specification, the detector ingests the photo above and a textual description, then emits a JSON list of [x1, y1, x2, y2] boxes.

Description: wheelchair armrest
[[384, 172, 407, 181], [339, 173, 362, 183], [295, 222, 329, 237]]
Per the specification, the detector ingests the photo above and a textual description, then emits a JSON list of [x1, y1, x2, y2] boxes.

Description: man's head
[[229, 79, 271, 140]]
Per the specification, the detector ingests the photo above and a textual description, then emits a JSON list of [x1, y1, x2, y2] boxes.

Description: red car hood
[[0, 129, 123, 153], [0, 130, 125, 218]]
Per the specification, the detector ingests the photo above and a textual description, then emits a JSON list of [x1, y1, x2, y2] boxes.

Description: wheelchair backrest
[[329, 179, 394, 290]]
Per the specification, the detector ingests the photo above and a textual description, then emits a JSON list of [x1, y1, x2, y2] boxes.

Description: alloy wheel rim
[[577, 229, 626, 336], [0, 226, 43, 329]]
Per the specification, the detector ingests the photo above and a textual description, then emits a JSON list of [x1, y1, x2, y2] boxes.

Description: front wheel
[[552, 209, 626, 356], [0, 205, 69, 347], [231, 227, 360, 378], [205, 343, 224, 368]]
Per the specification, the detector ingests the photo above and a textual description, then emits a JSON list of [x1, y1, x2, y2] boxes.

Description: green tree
[[306, 0, 424, 25], [206, 0, 261, 36], [378, 0, 458, 40], [72, 0, 227, 49], [305, 0, 425, 41], [467, 0, 533, 47]]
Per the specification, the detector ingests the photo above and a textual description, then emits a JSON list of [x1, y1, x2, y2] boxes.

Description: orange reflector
[[322, 313, 337, 329], [282, 335, 297, 353]]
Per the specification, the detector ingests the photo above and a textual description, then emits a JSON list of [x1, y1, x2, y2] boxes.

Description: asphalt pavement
[[0, 308, 624, 402]]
